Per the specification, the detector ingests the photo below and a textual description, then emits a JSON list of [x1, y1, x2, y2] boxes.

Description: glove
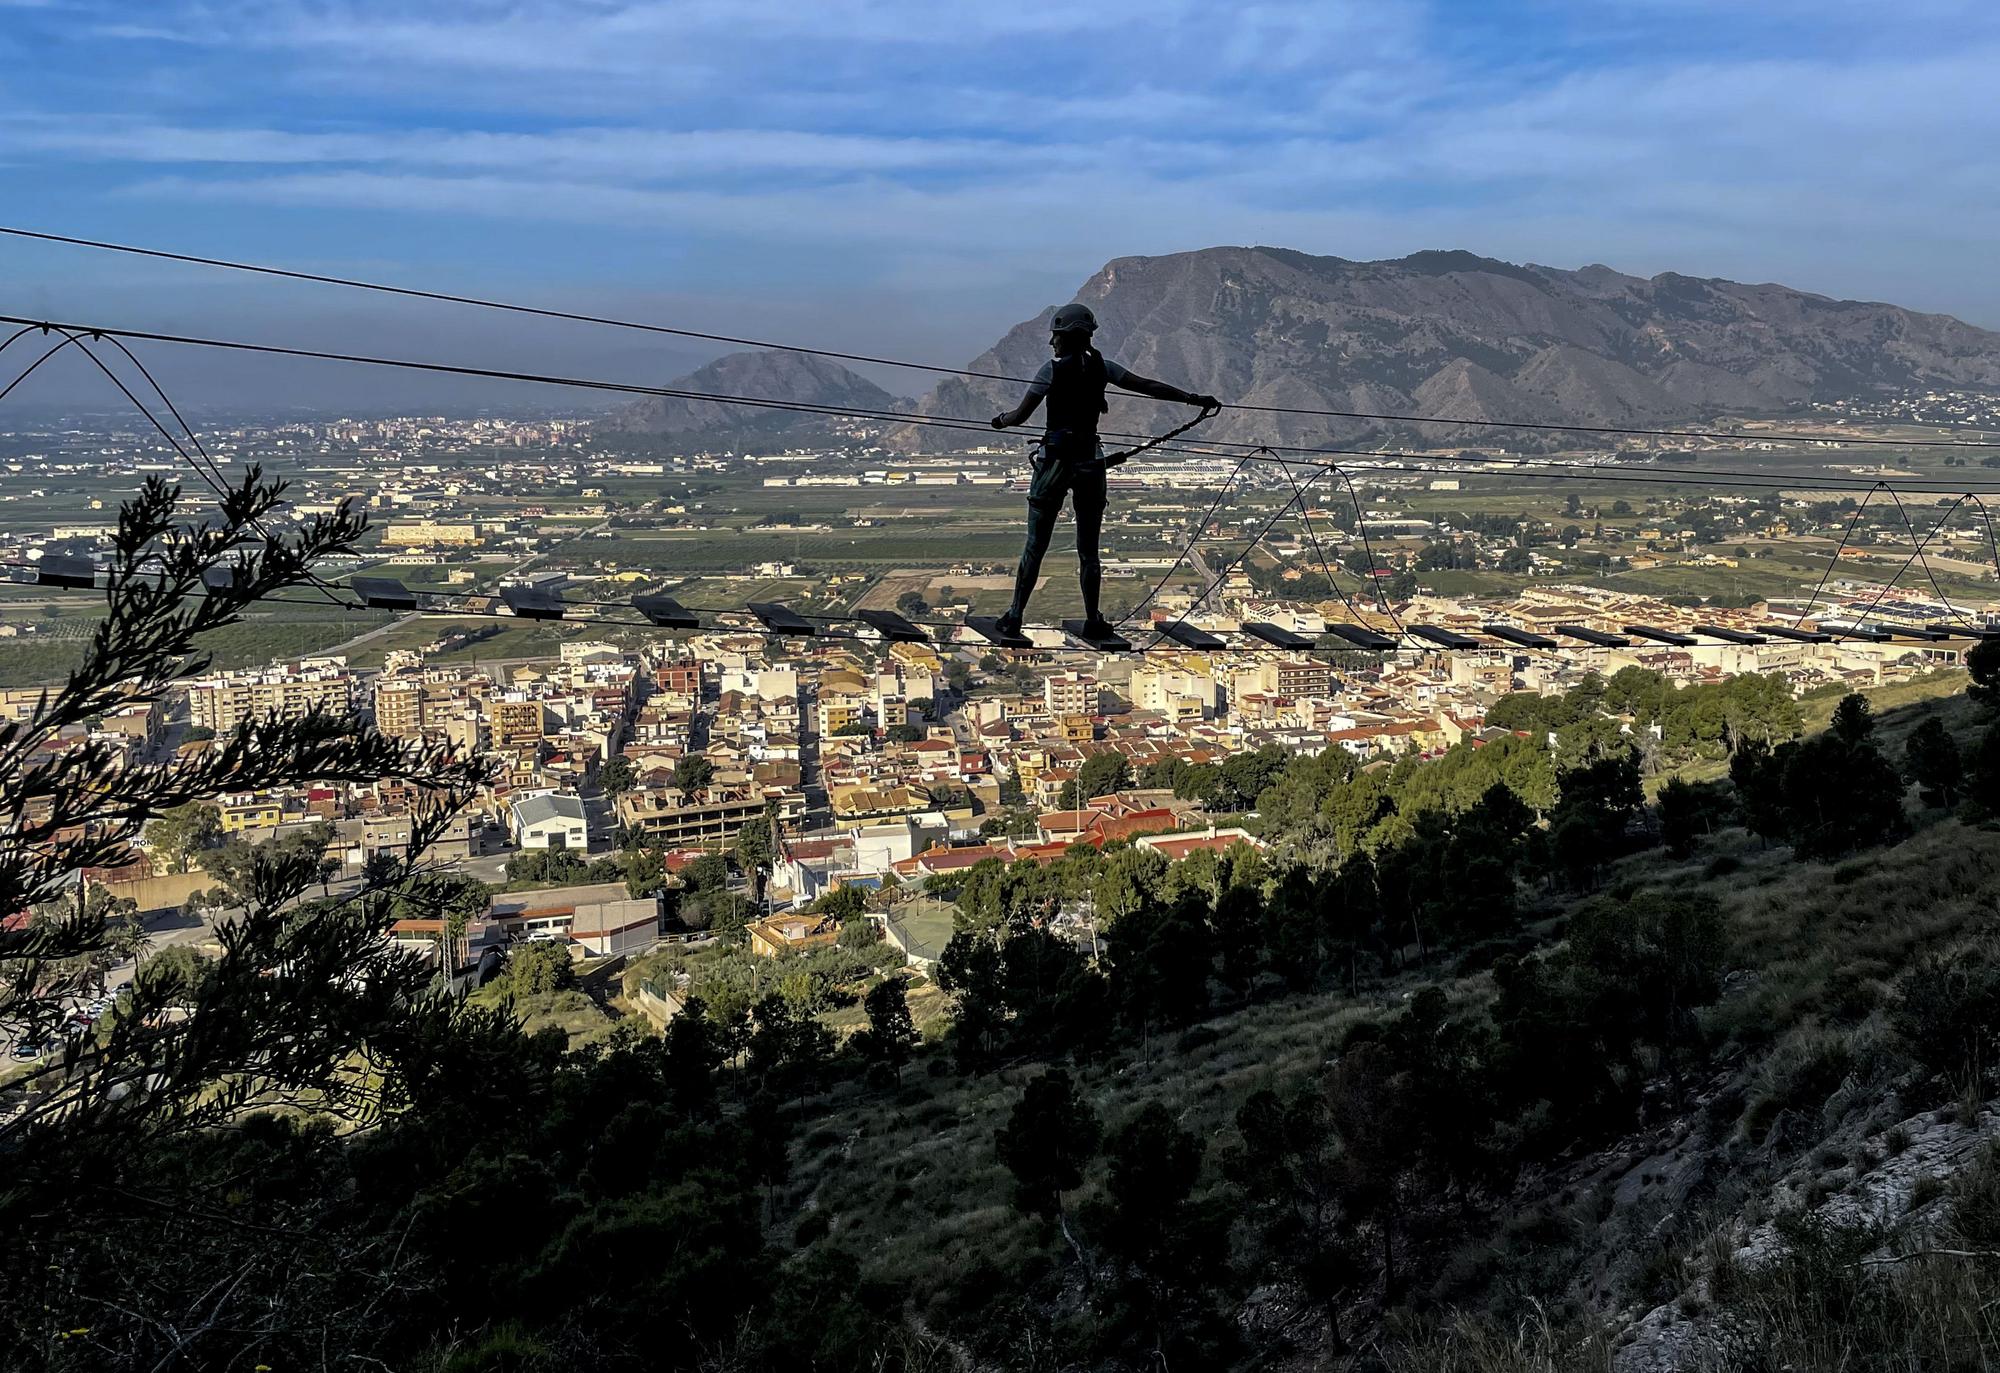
[[1190, 393, 1221, 410], [990, 413, 1012, 429]]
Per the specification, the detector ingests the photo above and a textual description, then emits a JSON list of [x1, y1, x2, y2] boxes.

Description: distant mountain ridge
[[596, 348, 900, 445], [897, 247, 2000, 451]]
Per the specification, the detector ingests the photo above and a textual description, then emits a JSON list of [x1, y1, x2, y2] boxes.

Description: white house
[[510, 792, 590, 850]]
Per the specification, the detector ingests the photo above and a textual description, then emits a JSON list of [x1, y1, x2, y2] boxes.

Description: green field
[[0, 597, 394, 685], [10, 425, 1999, 678]]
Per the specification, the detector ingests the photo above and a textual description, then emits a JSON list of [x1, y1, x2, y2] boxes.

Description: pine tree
[[996, 1068, 1100, 1220], [1905, 716, 1964, 808], [1830, 692, 1876, 745], [852, 975, 920, 1083], [0, 469, 490, 1360]]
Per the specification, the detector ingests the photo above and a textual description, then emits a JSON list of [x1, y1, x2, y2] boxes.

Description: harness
[[1032, 346, 1221, 484]]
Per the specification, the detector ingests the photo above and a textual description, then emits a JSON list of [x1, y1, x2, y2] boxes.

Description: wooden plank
[[855, 608, 929, 643], [1555, 624, 1630, 647], [1407, 625, 1479, 650], [964, 615, 1032, 648], [351, 576, 420, 611], [1624, 624, 1698, 647], [1154, 622, 1227, 651], [501, 586, 565, 620], [1323, 622, 1398, 650], [34, 555, 98, 589], [1241, 622, 1313, 650], [1062, 619, 1131, 652], [748, 602, 816, 636], [1482, 623, 1558, 649], [633, 594, 700, 629]]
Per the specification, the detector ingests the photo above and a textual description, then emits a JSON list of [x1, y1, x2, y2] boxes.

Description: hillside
[[594, 347, 902, 447], [899, 247, 2000, 451], [775, 681, 2000, 1371]]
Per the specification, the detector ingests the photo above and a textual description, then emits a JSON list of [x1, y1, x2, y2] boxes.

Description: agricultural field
[[8, 417, 1999, 685]]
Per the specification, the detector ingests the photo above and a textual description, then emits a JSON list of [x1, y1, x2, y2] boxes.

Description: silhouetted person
[[990, 303, 1216, 639]]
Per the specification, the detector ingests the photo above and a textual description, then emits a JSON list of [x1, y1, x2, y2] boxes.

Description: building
[[99, 701, 163, 749], [1275, 660, 1336, 700], [373, 677, 426, 738], [486, 882, 662, 956], [816, 690, 868, 736], [384, 520, 486, 546], [617, 787, 807, 847], [509, 792, 590, 850], [1044, 672, 1097, 718], [1135, 826, 1265, 861], [186, 659, 353, 733], [746, 910, 841, 958], [655, 661, 701, 698], [491, 696, 546, 747], [218, 792, 285, 833]]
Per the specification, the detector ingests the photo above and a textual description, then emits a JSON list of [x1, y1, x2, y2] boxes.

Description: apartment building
[[616, 787, 807, 847], [1044, 672, 1097, 718], [490, 696, 547, 747], [1274, 660, 1336, 700], [186, 659, 353, 733], [373, 677, 426, 738]]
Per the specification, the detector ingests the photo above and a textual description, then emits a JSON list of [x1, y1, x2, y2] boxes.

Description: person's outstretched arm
[[991, 361, 1055, 429], [1106, 358, 1218, 409]]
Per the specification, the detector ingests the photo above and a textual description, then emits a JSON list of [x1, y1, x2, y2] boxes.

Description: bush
[[1950, 1143, 2000, 1249], [1745, 1027, 1854, 1145], [1890, 939, 2000, 1089]]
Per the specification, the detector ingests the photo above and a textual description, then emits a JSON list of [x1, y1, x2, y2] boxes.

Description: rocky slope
[[897, 247, 2000, 451]]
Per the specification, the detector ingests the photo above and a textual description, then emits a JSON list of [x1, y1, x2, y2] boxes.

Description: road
[[1188, 545, 1220, 614]]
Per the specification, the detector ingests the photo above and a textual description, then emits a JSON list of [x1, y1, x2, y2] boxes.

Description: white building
[[509, 792, 590, 850], [1044, 671, 1097, 718]]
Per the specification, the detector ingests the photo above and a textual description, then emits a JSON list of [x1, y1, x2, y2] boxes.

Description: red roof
[[1144, 833, 1262, 861], [894, 838, 1073, 877]]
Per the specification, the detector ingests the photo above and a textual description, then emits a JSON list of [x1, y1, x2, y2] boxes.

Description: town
[[7, 403, 1990, 1046]]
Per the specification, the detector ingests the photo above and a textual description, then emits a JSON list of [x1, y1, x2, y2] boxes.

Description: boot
[[1003, 562, 1039, 632], [1079, 566, 1112, 640]]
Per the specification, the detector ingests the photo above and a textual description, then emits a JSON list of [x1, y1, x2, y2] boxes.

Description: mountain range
[[603, 247, 2000, 452], [594, 347, 902, 445]]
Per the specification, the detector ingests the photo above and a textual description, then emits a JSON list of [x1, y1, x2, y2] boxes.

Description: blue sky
[[4, 0, 2000, 407]]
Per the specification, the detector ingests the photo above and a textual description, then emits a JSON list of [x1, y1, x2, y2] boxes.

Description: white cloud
[[10, 0, 2000, 334]]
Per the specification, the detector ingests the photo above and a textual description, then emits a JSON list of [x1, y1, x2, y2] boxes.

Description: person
[[989, 303, 1217, 639]]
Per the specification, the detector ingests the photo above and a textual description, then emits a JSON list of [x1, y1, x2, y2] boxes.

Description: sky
[[3, 0, 2000, 409]]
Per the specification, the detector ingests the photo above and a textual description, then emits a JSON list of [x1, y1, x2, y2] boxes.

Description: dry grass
[[1694, 819, 2000, 1056], [783, 981, 1396, 1325], [1379, 1308, 1616, 1373], [1698, 1194, 2000, 1372]]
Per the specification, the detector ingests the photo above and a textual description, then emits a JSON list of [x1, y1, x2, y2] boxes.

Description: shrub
[[1745, 1027, 1854, 1145], [1889, 939, 2000, 1088]]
